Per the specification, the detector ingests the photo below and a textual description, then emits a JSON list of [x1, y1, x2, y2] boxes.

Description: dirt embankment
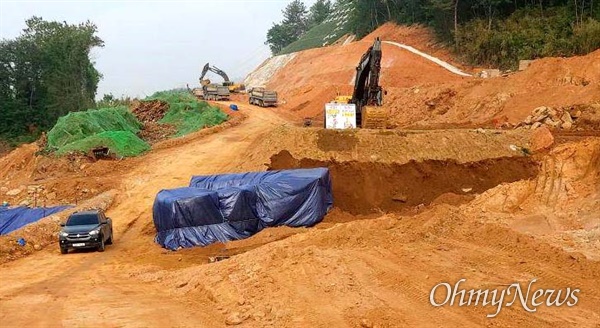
[[0, 191, 116, 264], [239, 126, 540, 170], [125, 141, 600, 328], [1, 96, 599, 326], [465, 138, 600, 260], [363, 23, 472, 72], [270, 150, 538, 214], [258, 23, 600, 129]]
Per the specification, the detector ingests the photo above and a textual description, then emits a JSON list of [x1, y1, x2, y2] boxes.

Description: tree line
[[351, 0, 600, 68], [0, 17, 103, 141], [266, 0, 599, 68], [266, 0, 334, 54]]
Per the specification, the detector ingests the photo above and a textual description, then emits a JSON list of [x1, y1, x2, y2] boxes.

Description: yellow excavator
[[330, 37, 387, 129], [200, 63, 245, 93]]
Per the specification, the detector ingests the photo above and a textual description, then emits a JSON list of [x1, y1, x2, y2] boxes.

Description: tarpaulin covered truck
[[152, 168, 333, 250]]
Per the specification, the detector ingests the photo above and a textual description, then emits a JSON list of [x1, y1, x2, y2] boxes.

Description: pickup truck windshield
[[66, 214, 99, 226]]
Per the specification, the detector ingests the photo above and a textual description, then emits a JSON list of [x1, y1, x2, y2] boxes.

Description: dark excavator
[[199, 63, 245, 93], [329, 37, 387, 129]]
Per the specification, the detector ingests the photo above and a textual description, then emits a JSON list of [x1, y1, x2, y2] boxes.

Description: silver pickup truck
[[248, 87, 278, 107]]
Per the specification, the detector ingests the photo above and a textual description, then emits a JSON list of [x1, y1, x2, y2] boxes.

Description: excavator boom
[[198, 63, 245, 92], [348, 38, 386, 129]]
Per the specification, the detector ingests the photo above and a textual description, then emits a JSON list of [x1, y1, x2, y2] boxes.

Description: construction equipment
[[327, 37, 387, 129], [202, 84, 230, 101], [200, 63, 245, 93], [248, 87, 278, 107]]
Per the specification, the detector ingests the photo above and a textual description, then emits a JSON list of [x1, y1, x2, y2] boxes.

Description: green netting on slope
[[145, 90, 229, 136], [48, 106, 142, 148], [145, 90, 201, 104], [159, 106, 228, 136], [56, 131, 150, 157]]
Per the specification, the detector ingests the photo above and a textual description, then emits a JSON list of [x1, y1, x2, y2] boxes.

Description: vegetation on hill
[[266, 0, 334, 54], [266, 0, 599, 69], [279, 0, 354, 55], [0, 17, 104, 141], [350, 0, 600, 69]]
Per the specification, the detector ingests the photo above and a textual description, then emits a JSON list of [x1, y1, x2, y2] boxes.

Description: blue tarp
[[0, 205, 73, 235], [153, 168, 333, 250]]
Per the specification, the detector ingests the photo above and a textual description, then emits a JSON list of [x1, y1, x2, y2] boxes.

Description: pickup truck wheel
[[97, 237, 105, 252], [60, 246, 68, 254], [106, 232, 113, 245]]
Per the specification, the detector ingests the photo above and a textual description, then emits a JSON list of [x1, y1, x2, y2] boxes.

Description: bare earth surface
[[0, 104, 286, 326], [1, 102, 599, 327], [1, 22, 599, 327]]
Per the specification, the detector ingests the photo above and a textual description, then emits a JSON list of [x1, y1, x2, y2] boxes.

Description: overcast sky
[[0, 0, 316, 99]]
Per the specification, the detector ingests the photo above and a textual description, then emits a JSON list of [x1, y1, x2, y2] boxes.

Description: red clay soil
[[131, 100, 169, 123], [0, 140, 10, 157], [265, 23, 600, 128], [364, 23, 473, 72], [267, 38, 465, 122], [130, 100, 177, 143], [269, 150, 539, 214]]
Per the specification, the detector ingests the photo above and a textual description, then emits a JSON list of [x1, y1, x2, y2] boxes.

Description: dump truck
[[203, 84, 230, 101], [248, 87, 278, 107]]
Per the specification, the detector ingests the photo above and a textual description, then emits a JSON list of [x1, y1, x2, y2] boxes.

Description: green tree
[[308, 0, 333, 28], [265, 0, 309, 54], [265, 23, 295, 54], [350, 0, 390, 37], [282, 0, 309, 40], [0, 16, 103, 139]]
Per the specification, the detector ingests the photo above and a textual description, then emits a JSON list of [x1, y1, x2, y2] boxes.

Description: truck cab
[[58, 209, 113, 254]]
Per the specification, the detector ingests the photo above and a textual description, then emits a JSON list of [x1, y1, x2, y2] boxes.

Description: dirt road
[[0, 103, 287, 326], [1, 99, 599, 327]]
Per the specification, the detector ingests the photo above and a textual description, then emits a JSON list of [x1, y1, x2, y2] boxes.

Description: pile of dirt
[[515, 103, 600, 131], [0, 143, 123, 207], [131, 100, 169, 123], [138, 122, 177, 144], [117, 139, 600, 327], [129, 183, 600, 327], [131, 100, 177, 143], [464, 138, 600, 259], [239, 125, 539, 173], [265, 36, 465, 123]]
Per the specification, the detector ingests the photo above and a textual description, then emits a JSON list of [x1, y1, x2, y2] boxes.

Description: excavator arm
[[200, 63, 230, 82], [349, 38, 385, 128], [199, 63, 245, 93], [200, 63, 210, 81]]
